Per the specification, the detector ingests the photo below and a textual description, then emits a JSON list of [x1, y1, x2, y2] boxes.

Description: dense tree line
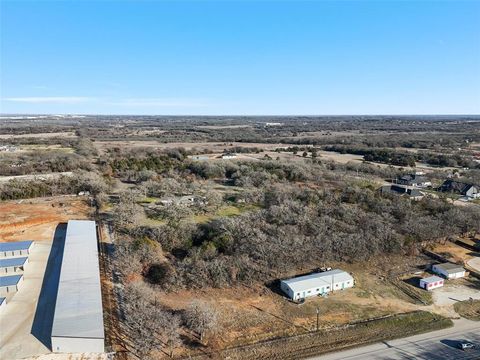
[[324, 145, 479, 169], [113, 181, 480, 291], [0, 170, 109, 200], [0, 151, 93, 176]]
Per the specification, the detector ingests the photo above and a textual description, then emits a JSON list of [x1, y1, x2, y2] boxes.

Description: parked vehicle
[[458, 341, 475, 351]]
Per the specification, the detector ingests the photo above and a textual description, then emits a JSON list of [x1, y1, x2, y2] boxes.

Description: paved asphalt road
[[312, 319, 480, 360]]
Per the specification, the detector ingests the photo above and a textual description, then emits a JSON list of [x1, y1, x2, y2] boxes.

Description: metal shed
[[51, 220, 105, 353], [419, 276, 444, 291], [0, 274, 24, 294], [0, 257, 28, 274], [432, 263, 466, 279], [0, 240, 34, 258]]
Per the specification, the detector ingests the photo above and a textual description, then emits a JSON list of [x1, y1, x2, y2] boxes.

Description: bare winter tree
[[164, 313, 182, 357], [112, 190, 143, 228], [183, 300, 219, 342], [122, 282, 182, 359]]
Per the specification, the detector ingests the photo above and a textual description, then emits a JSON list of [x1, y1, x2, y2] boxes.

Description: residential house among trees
[[438, 180, 479, 200], [380, 185, 423, 199], [396, 173, 431, 188]]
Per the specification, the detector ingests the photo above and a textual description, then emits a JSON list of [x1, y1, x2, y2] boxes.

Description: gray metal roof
[[0, 274, 23, 287], [0, 240, 33, 252], [0, 297, 5, 305], [51, 220, 104, 339], [281, 269, 353, 293], [0, 257, 28, 268], [421, 276, 444, 284], [435, 263, 465, 274]]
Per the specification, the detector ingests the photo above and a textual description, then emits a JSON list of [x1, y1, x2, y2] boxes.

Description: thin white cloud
[[4, 97, 92, 104], [2, 96, 214, 110], [110, 98, 211, 108]]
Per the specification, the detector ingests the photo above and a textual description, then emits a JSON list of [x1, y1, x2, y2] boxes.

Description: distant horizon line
[[1, 113, 480, 117]]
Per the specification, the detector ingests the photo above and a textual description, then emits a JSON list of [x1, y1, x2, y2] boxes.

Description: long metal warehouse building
[[51, 220, 105, 353]]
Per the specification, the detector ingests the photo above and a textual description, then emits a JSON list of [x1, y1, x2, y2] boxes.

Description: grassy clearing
[[454, 299, 480, 321], [202, 311, 452, 360], [392, 278, 433, 305], [193, 204, 261, 223], [138, 197, 158, 204], [20, 144, 74, 153]]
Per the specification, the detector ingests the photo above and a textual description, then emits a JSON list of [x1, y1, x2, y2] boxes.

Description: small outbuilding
[[420, 276, 444, 291], [0, 257, 28, 274], [191, 155, 210, 161], [432, 263, 466, 279], [0, 274, 24, 294], [380, 185, 423, 199], [0, 240, 34, 258], [222, 153, 238, 159], [280, 269, 354, 301]]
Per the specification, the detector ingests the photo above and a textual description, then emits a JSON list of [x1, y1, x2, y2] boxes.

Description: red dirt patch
[[0, 196, 91, 242]]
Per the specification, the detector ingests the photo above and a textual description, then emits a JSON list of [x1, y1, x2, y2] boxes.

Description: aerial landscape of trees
[[1, 115, 479, 358]]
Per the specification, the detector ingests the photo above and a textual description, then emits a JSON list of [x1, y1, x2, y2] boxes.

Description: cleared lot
[[432, 283, 480, 306]]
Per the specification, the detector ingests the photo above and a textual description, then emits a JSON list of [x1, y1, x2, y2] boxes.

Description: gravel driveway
[[432, 283, 480, 306]]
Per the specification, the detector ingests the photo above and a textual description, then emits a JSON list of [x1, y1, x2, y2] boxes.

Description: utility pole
[[316, 307, 320, 331]]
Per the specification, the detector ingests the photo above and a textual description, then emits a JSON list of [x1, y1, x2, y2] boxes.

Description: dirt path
[[467, 257, 480, 272]]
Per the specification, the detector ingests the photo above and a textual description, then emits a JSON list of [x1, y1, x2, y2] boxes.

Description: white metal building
[[280, 269, 354, 301], [222, 153, 238, 159], [0, 297, 6, 313], [432, 263, 466, 279], [0, 240, 34, 258], [51, 220, 105, 353], [0, 274, 24, 295], [419, 276, 444, 291], [0, 257, 28, 274]]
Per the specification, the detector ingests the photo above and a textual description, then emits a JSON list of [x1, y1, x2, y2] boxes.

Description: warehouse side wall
[[51, 336, 104, 353]]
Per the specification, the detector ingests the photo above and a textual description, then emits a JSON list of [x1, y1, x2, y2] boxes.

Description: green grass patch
[[454, 299, 480, 321], [217, 311, 453, 359], [193, 204, 261, 224], [390, 278, 433, 305], [138, 197, 158, 204]]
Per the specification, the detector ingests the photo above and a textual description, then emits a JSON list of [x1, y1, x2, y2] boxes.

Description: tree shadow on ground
[[31, 223, 67, 350], [403, 276, 422, 288]]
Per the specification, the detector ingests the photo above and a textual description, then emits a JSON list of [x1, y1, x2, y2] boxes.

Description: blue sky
[[1, 0, 479, 115]]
